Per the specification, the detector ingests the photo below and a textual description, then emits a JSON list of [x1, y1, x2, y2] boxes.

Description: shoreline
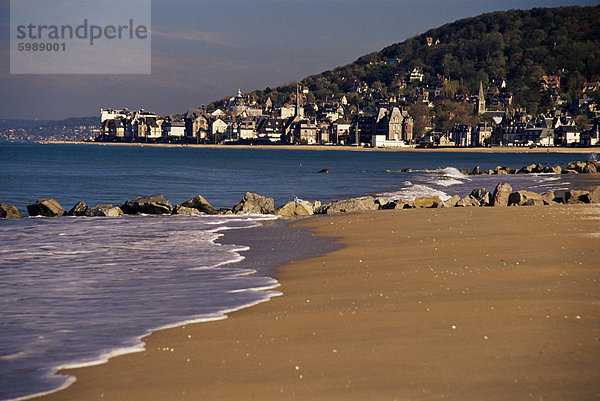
[[10, 216, 339, 401], [37, 140, 600, 154], [33, 203, 600, 401]]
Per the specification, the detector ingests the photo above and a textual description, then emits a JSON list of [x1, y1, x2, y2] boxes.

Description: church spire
[[477, 81, 486, 115]]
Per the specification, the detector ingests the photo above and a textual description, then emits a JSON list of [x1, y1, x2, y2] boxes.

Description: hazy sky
[[0, 0, 597, 120]]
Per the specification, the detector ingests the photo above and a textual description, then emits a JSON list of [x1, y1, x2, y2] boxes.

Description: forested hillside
[[212, 6, 600, 117]]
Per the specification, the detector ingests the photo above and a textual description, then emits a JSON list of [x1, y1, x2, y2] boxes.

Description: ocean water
[[0, 142, 597, 400]]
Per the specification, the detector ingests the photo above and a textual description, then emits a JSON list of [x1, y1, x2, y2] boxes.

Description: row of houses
[[422, 114, 600, 148], [99, 85, 415, 147]]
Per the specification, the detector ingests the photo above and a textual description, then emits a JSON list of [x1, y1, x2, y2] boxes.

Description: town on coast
[[97, 76, 600, 149]]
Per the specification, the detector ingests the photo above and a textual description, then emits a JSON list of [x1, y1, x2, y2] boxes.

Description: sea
[[0, 142, 597, 401]]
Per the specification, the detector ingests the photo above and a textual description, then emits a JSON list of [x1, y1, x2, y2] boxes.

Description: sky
[[0, 0, 598, 120]]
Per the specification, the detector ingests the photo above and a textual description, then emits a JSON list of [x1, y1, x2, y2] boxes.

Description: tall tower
[[477, 81, 486, 115]]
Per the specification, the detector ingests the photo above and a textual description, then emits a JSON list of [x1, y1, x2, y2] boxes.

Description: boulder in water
[[68, 201, 88, 216], [86, 204, 123, 217], [0, 203, 23, 219], [120, 194, 173, 215], [180, 195, 217, 215], [27, 198, 66, 217]]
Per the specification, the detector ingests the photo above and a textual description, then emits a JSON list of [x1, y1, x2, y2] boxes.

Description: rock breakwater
[[2, 160, 599, 219]]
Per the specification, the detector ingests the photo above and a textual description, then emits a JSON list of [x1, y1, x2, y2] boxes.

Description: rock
[[67, 201, 88, 216], [470, 188, 491, 206], [314, 204, 329, 214], [497, 169, 508, 175], [562, 169, 579, 174], [551, 166, 562, 174], [541, 192, 556, 205], [217, 209, 234, 215], [471, 166, 481, 175], [180, 195, 217, 215], [517, 164, 536, 174], [508, 190, 544, 206], [565, 190, 591, 204], [27, 198, 66, 217], [459, 168, 471, 175], [381, 199, 413, 209], [492, 183, 513, 207], [521, 198, 545, 206], [172, 205, 199, 215], [86, 204, 123, 217], [0, 203, 23, 219], [275, 202, 298, 216], [456, 196, 480, 207], [590, 186, 600, 203], [317, 169, 330, 173], [441, 195, 460, 208], [401, 168, 413, 172], [533, 163, 545, 173], [583, 164, 597, 174], [324, 196, 379, 214], [121, 194, 173, 215], [413, 196, 442, 208], [233, 192, 275, 214], [275, 200, 313, 216]]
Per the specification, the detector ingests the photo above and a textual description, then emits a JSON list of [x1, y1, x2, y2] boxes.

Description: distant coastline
[[37, 140, 600, 154]]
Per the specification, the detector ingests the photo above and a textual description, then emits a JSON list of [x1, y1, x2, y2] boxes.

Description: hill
[[209, 6, 600, 124]]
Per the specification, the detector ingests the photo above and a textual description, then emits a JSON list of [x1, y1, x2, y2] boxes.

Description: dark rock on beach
[[27, 198, 66, 217], [541, 192, 557, 205], [121, 194, 173, 215], [85, 204, 123, 217], [275, 200, 315, 216], [0, 203, 23, 219], [456, 195, 480, 207], [590, 186, 600, 204], [470, 188, 491, 206], [322, 196, 379, 214], [492, 183, 513, 207], [441, 195, 460, 208], [508, 191, 545, 206], [565, 190, 591, 204], [413, 196, 442, 208], [382, 199, 414, 210], [68, 201, 88, 216], [180, 195, 217, 215], [233, 192, 275, 214]]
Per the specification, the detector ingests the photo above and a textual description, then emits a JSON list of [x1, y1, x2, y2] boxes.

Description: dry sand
[[36, 205, 600, 401]]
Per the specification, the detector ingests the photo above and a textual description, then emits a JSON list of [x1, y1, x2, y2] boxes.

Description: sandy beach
[[41, 140, 600, 154], [34, 203, 600, 401]]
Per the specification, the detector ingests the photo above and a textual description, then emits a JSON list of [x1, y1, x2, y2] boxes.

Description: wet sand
[[36, 204, 600, 401]]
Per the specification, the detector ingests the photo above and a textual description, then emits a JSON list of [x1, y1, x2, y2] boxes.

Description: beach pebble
[[451, 325, 457, 330]]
